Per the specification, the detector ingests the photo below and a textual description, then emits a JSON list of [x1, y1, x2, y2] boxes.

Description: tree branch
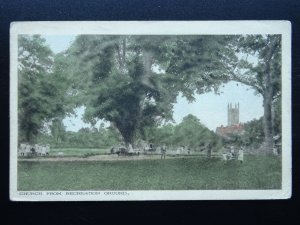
[[224, 63, 264, 95]]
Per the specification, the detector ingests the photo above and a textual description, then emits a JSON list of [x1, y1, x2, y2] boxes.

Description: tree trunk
[[115, 122, 135, 148], [263, 91, 274, 154], [26, 131, 31, 144], [122, 131, 134, 148], [262, 36, 277, 155], [231, 35, 280, 155]]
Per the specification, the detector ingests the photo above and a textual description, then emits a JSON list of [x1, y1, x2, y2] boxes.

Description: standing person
[[128, 143, 134, 153], [207, 143, 212, 159], [238, 147, 244, 163], [230, 146, 235, 159], [161, 144, 167, 159]]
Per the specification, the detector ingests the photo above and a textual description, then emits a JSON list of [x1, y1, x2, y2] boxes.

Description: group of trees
[[18, 34, 282, 155], [224, 118, 265, 150], [142, 114, 222, 151], [36, 114, 221, 152], [18, 35, 70, 143], [37, 125, 120, 148]]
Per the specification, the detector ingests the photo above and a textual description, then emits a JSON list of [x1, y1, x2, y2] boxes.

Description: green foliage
[[67, 35, 179, 145], [66, 35, 233, 145], [18, 35, 79, 143], [234, 35, 281, 98], [240, 117, 265, 148], [37, 113, 222, 151], [18, 35, 65, 143], [165, 36, 234, 100], [173, 115, 211, 149], [50, 118, 66, 146], [142, 114, 222, 151], [37, 126, 120, 148], [18, 34, 281, 152], [142, 124, 175, 145], [225, 35, 282, 154]]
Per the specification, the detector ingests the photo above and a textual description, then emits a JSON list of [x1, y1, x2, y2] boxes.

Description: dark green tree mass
[[241, 117, 265, 149], [67, 35, 229, 146], [18, 35, 71, 143]]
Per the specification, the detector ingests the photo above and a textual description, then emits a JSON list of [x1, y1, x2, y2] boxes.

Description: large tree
[[164, 35, 233, 100], [222, 35, 281, 154], [67, 35, 175, 146], [67, 35, 229, 146], [18, 35, 70, 143]]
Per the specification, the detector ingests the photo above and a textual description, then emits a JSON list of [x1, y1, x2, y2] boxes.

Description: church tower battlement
[[215, 103, 243, 137], [227, 103, 239, 126]]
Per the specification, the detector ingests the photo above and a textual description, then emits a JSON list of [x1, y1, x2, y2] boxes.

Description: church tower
[[227, 103, 239, 126]]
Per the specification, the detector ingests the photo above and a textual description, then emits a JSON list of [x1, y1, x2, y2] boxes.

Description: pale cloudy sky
[[43, 35, 264, 132]]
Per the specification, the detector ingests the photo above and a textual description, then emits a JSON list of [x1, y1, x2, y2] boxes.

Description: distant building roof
[[215, 123, 244, 137]]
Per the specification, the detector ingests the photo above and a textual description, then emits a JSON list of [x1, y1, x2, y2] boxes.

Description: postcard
[[10, 21, 291, 201]]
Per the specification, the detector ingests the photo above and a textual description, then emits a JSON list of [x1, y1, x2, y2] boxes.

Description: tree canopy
[[18, 35, 74, 143], [66, 35, 231, 146]]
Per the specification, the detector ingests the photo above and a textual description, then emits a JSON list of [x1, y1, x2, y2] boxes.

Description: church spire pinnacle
[[228, 102, 240, 126]]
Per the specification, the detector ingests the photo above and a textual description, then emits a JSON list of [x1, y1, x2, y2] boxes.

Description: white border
[[10, 21, 292, 201]]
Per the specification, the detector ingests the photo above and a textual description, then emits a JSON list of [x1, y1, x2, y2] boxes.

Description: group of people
[[222, 146, 244, 163], [114, 142, 244, 162], [18, 143, 50, 157], [160, 145, 191, 159], [160, 143, 244, 162]]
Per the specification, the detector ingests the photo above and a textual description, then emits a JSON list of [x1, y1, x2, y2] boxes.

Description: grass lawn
[[18, 155, 281, 191]]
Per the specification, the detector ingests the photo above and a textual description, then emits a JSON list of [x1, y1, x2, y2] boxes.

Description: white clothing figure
[[238, 149, 244, 163], [222, 153, 228, 161], [128, 144, 134, 153]]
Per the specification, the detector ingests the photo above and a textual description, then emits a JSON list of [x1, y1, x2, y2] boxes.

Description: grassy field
[[18, 155, 281, 191]]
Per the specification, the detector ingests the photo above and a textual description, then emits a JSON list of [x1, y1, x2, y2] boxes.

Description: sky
[[43, 35, 264, 132]]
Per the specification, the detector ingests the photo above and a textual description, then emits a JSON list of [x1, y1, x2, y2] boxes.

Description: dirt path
[[18, 154, 204, 162]]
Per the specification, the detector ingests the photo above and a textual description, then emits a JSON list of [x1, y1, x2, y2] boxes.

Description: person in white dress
[[238, 148, 244, 163], [128, 144, 134, 153]]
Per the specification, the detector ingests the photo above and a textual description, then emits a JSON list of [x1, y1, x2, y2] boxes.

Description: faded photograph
[[16, 33, 283, 192]]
